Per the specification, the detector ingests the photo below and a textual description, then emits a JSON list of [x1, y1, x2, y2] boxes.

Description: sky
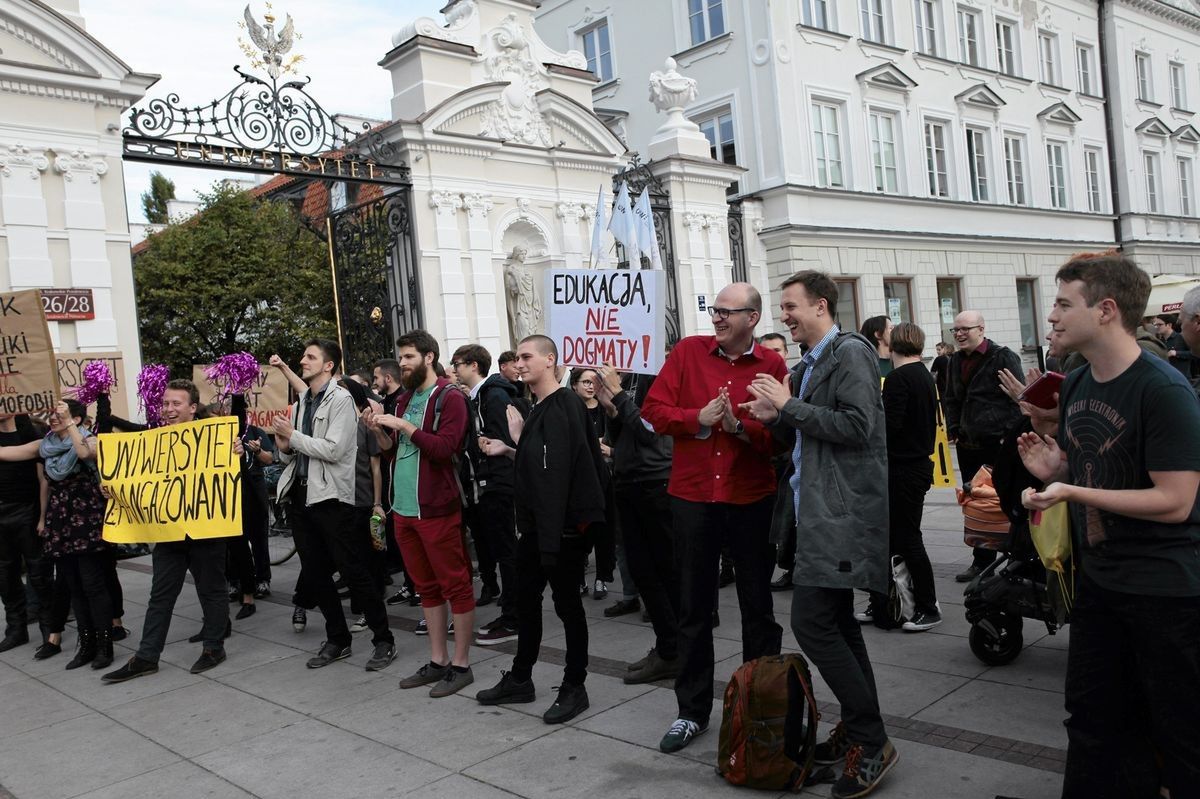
[[79, 0, 444, 222]]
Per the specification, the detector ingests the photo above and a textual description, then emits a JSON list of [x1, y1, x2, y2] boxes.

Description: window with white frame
[[957, 7, 982, 66], [695, 110, 737, 165], [1084, 147, 1103, 212], [1144, 151, 1161, 212], [868, 110, 900, 193], [1076, 44, 1095, 95], [1180, 157, 1194, 216], [860, 0, 887, 44], [1171, 62, 1187, 109], [925, 120, 950, 197], [1135, 52, 1153, 102], [811, 102, 845, 188], [915, 0, 939, 56], [1046, 142, 1068, 209], [1038, 31, 1058, 85], [688, 0, 725, 46], [803, 0, 831, 29], [1003, 134, 1027, 205], [966, 127, 990, 201], [580, 21, 613, 83], [996, 20, 1017, 76]]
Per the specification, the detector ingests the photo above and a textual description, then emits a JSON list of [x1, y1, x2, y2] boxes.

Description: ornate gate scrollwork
[[613, 154, 681, 344]]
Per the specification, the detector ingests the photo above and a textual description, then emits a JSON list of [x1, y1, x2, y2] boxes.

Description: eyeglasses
[[707, 307, 755, 320], [578, 379, 595, 387], [949, 325, 982, 334], [449, 361, 466, 369]]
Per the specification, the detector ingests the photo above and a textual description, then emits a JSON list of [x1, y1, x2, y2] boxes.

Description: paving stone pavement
[[0, 487, 1068, 799]]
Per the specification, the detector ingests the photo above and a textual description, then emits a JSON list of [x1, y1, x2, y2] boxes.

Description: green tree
[[133, 184, 335, 376], [140, 171, 177, 224]]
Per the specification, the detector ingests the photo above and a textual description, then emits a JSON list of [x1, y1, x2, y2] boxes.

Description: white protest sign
[[545, 269, 667, 374]]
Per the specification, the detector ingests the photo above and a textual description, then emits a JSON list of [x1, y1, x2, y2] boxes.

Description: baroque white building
[[535, 0, 1200, 359]]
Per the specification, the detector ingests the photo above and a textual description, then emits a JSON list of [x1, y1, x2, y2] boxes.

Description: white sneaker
[[853, 607, 875, 624], [349, 615, 368, 634]]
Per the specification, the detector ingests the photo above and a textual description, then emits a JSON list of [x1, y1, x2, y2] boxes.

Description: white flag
[[590, 185, 608, 268], [607, 182, 640, 260], [634, 188, 663, 271]]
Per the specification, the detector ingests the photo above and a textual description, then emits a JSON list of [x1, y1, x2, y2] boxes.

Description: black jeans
[[615, 480, 679, 659], [957, 438, 1001, 568], [244, 475, 271, 584], [59, 552, 113, 635], [791, 585, 887, 749], [512, 520, 589, 686], [348, 505, 387, 615], [672, 496, 782, 723], [226, 535, 256, 597], [104, 549, 124, 620], [289, 486, 392, 649], [1062, 575, 1200, 798], [883, 459, 938, 615], [466, 491, 518, 622], [137, 538, 229, 660], [0, 500, 52, 638]]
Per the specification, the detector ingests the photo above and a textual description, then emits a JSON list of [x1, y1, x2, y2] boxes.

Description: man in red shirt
[[642, 281, 788, 753]]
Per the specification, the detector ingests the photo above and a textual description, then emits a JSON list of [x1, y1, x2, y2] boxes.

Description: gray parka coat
[[770, 332, 890, 593]]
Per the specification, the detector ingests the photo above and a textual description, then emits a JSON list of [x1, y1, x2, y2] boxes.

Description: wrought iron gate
[[328, 190, 422, 371], [727, 200, 748, 285], [613, 156, 682, 344]]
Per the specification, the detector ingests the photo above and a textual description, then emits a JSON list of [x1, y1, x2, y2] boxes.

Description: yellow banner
[[932, 390, 957, 489], [98, 416, 242, 543]]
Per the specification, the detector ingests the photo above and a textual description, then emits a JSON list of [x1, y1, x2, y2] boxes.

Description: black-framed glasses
[[949, 325, 982, 334], [449, 360, 466, 369], [707, 306, 755, 320]]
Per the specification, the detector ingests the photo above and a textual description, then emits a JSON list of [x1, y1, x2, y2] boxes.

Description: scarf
[[39, 429, 89, 482]]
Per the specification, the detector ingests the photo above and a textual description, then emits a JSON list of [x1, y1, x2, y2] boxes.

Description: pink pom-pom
[[204, 351, 260, 398], [136, 364, 170, 428], [74, 360, 114, 406]]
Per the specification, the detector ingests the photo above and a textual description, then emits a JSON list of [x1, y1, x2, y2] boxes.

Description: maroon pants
[[393, 511, 475, 615]]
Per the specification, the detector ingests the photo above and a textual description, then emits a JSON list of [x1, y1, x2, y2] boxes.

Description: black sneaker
[[814, 722, 851, 765], [102, 655, 159, 684], [769, 572, 793, 591], [853, 606, 876, 624], [0, 630, 29, 653], [902, 611, 943, 632], [364, 642, 396, 671], [543, 682, 589, 724], [476, 670, 536, 705], [34, 640, 62, 660], [429, 666, 475, 698], [254, 581, 271, 599], [190, 648, 226, 674], [604, 598, 640, 618], [659, 718, 707, 753], [477, 585, 498, 607], [306, 641, 351, 669], [955, 565, 982, 583], [627, 648, 655, 672], [292, 607, 307, 632], [475, 623, 518, 646], [831, 740, 899, 799]]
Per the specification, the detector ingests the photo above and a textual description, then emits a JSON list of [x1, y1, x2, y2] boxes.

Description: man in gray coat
[[743, 271, 895, 799]]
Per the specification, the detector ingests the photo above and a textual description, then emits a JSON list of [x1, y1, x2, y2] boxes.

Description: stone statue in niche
[[504, 246, 542, 343]]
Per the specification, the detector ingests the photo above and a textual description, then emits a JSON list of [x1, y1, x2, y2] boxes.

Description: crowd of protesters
[[0, 252, 1196, 799]]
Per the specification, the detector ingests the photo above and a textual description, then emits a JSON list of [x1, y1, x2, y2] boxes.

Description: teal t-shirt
[[392, 385, 434, 518]]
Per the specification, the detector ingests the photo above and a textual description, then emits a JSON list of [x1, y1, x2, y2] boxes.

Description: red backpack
[[717, 654, 820, 792]]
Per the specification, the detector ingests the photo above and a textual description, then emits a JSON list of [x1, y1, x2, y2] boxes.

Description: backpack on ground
[[717, 653, 820, 792]]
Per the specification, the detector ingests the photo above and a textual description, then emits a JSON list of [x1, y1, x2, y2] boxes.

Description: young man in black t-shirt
[[1019, 253, 1200, 798]]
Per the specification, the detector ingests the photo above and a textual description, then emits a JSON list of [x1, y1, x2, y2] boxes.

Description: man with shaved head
[[642, 282, 788, 753], [945, 310, 1023, 582]]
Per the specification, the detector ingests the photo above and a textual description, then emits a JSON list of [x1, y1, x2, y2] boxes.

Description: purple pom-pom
[[137, 364, 170, 428], [204, 352, 260, 398], [74, 361, 114, 407]]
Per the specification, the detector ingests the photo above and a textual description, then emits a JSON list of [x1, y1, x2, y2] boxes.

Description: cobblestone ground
[[0, 487, 1066, 799]]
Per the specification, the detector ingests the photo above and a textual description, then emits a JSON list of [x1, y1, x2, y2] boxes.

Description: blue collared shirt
[[789, 325, 841, 516]]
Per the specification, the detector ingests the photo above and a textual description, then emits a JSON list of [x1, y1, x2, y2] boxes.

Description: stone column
[[428, 189, 466, 347], [0, 144, 55, 343], [54, 149, 116, 349], [462, 191, 501, 354], [556, 200, 585, 269]]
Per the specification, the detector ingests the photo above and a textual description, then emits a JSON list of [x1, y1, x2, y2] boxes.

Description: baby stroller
[[958, 465, 1069, 666]]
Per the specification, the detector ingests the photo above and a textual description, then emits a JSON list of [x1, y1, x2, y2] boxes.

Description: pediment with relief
[[1173, 124, 1200, 145], [855, 62, 918, 93], [1038, 102, 1082, 127], [0, 12, 95, 75], [955, 83, 1005, 109], [1136, 117, 1173, 137]]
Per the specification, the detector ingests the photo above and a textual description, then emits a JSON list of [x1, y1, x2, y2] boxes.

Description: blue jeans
[[1062, 575, 1200, 798]]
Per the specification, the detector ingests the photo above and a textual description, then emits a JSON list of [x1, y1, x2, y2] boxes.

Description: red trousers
[[393, 511, 475, 615]]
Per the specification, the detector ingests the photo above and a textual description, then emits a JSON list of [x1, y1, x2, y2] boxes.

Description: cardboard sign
[[192, 364, 291, 429], [98, 416, 242, 543], [57, 351, 130, 418], [0, 289, 58, 417], [545, 269, 667, 373]]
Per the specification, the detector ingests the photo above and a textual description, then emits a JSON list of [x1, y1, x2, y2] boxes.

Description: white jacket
[[277, 382, 358, 506]]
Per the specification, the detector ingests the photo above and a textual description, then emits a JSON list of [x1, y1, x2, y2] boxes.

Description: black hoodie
[[463, 372, 521, 497]]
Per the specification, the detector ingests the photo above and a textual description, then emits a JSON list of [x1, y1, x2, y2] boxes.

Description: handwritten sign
[[192, 364, 291, 428], [57, 351, 130, 417], [545, 269, 667, 374], [0, 289, 58, 417], [98, 416, 242, 543]]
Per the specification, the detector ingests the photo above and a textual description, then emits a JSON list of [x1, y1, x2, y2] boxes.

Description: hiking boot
[[623, 648, 680, 685], [102, 655, 158, 684], [399, 661, 448, 689], [543, 682, 589, 724], [90, 630, 114, 670], [815, 722, 852, 765], [902, 611, 943, 632], [292, 607, 306, 632], [65, 630, 97, 670], [476, 670, 536, 705], [306, 641, 351, 669], [364, 642, 396, 671], [475, 622, 518, 646], [604, 598, 640, 618], [831, 740, 899, 799], [659, 718, 707, 753], [190, 648, 226, 674], [429, 666, 475, 698]]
